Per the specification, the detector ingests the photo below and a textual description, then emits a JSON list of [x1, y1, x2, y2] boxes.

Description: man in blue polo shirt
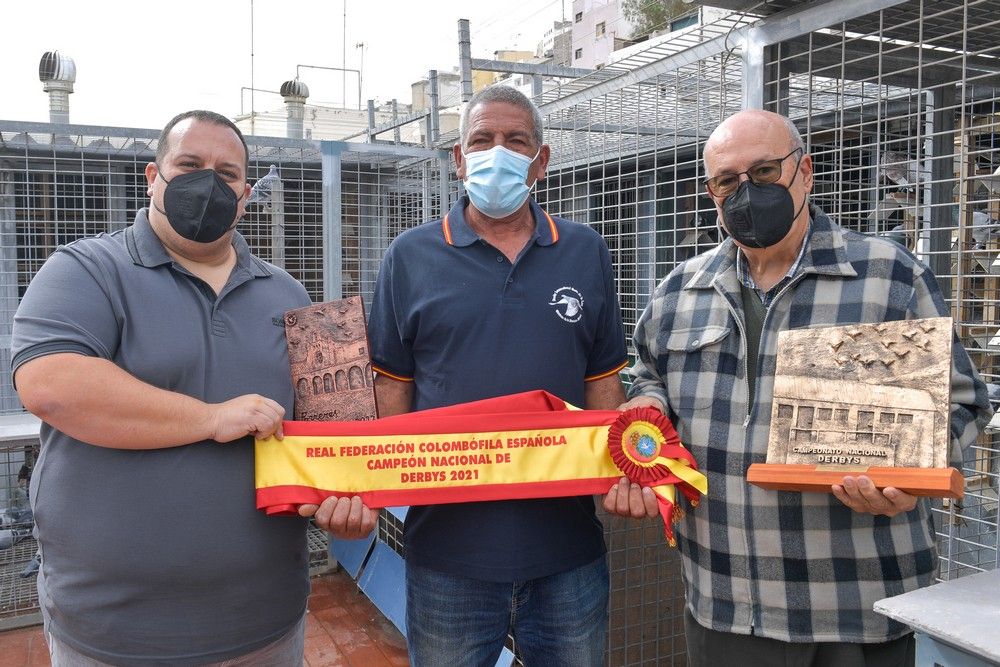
[[368, 86, 628, 665]]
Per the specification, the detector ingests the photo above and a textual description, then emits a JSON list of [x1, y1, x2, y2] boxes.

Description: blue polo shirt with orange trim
[[368, 195, 627, 582]]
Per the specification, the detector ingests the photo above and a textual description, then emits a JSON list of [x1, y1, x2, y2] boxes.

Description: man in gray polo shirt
[[12, 110, 316, 665]]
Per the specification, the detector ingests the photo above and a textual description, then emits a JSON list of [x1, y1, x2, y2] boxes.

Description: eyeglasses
[[703, 147, 803, 198]]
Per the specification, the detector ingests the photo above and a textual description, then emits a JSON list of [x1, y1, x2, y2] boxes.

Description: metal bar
[[743, 0, 908, 108], [367, 100, 376, 143], [270, 179, 285, 269], [545, 121, 696, 137], [428, 70, 441, 145], [458, 19, 474, 103], [367, 110, 428, 138], [636, 173, 656, 303], [439, 154, 452, 219], [541, 32, 740, 116], [296, 64, 363, 110], [321, 141, 343, 300], [470, 57, 593, 79], [391, 99, 401, 144], [0, 119, 160, 138], [544, 0, 907, 116], [927, 85, 955, 300]]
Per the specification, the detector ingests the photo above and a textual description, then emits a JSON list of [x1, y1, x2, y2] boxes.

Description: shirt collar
[[441, 195, 559, 247], [126, 207, 273, 278], [735, 217, 812, 292]]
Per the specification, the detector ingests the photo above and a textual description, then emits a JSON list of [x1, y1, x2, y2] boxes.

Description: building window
[[596, 21, 606, 37], [574, 11, 583, 22], [575, 48, 583, 60], [349, 366, 364, 390], [670, 15, 698, 32]]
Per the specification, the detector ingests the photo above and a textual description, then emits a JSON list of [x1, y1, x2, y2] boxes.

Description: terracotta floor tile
[[0, 636, 31, 667], [307, 592, 339, 612], [25, 633, 50, 667], [311, 604, 360, 631], [304, 639, 349, 667], [344, 643, 396, 667]]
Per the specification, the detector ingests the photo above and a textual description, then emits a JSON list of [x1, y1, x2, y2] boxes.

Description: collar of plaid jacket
[[684, 205, 859, 291]]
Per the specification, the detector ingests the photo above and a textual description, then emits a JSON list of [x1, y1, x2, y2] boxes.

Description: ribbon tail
[[650, 484, 678, 547], [652, 456, 709, 496]]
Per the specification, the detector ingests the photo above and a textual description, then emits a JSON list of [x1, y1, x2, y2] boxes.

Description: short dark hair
[[459, 85, 544, 148], [155, 110, 249, 169]]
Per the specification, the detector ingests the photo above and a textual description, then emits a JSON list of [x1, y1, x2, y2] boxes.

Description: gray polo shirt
[[11, 209, 312, 666]]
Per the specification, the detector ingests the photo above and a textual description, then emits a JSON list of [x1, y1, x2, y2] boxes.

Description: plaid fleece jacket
[[628, 206, 992, 643]]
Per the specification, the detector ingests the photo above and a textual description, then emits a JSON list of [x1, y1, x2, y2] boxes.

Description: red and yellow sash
[[255, 390, 706, 545]]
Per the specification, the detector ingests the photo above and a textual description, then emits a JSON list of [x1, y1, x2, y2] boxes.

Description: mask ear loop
[[786, 148, 809, 223], [151, 166, 171, 218], [526, 146, 542, 192]]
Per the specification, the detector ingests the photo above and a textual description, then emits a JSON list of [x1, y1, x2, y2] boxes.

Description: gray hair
[[459, 85, 544, 148], [782, 115, 806, 153]]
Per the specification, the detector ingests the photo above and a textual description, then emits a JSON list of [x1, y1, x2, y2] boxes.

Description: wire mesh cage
[[1, 0, 998, 661]]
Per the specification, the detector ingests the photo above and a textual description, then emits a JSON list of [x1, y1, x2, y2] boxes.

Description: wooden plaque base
[[746, 463, 964, 500]]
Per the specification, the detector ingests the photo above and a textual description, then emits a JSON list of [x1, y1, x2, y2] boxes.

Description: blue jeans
[[406, 556, 608, 667]]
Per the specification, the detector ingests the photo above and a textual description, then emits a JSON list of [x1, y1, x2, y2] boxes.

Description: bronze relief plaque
[[285, 296, 378, 422], [766, 317, 952, 469]]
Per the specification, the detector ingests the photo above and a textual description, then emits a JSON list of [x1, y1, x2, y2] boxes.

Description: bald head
[[705, 110, 803, 168], [703, 109, 814, 254]]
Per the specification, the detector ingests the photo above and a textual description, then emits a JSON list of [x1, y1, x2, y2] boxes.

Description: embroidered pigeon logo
[[549, 286, 584, 323]]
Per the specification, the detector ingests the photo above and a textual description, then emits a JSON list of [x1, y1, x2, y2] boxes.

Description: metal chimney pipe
[[279, 79, 310, 139], [38, 51, 76, 124]]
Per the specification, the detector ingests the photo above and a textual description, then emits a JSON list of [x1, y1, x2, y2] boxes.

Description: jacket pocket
[[658, 325, 733, 412]]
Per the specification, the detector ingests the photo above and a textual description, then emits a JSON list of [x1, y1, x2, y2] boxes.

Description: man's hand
[[618, 395, 665, 412], [831, 476, 917, 517], [602, 477, 660, 519], [300, 496, 377, 540], [210, 394, 285, 442]]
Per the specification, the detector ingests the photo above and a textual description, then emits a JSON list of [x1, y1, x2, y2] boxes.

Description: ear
[[453, 143, 466, 180], [238, 182, 251, 219], [533, 144, 551, 183], [144, 162, 159, 197], [800, 153, 813, 193]]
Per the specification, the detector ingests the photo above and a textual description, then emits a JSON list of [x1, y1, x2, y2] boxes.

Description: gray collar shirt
[[11, 209, 312, 665]]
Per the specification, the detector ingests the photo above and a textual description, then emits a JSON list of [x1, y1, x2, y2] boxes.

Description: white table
[[875, 569, 1000, 667]]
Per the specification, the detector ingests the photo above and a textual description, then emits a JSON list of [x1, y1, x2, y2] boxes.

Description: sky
[[0, 0, 570, 129]]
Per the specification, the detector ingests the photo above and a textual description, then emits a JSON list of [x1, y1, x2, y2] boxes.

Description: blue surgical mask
[[462, 145, 539, 219]]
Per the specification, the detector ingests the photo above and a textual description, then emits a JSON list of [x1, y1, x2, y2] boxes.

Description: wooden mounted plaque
[[284, 296, 378, 422], [747, 317, 963, 500]]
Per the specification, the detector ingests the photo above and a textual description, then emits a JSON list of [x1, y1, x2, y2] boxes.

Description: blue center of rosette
[[636, 434, 657, 458]]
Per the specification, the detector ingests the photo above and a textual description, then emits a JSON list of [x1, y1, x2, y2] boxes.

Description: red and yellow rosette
[[608, 407, 707, 546], [255, 391, 706, 546]]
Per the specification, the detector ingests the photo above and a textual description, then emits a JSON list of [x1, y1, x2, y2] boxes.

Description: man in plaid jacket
[[606, 109, 992, 666]]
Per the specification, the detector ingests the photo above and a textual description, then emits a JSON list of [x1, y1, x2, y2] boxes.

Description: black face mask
[[720, 166, 807, 249], [154, 169, 243, 243]]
